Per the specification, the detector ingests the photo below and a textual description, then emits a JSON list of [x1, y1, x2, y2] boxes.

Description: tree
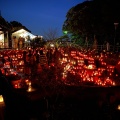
[[62, 1, 93, 40], [62, 0, 120, 45], [31, 36, 46, 48], [0, 16, 12, 31], [10, 21, 31, 32], [41, 27, 59, 41]]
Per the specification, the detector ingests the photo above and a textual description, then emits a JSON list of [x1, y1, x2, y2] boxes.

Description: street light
[[114, 22, 119, 50]]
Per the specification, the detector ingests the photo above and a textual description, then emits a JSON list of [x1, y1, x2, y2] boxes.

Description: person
[[23, 50, 27, 64], [18, 36, 23, 49], [13, 36, 18, 49], [106, 42, 110, 51]]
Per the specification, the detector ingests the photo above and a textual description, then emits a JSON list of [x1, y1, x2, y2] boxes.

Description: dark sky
[[0, 0, 85, 37]]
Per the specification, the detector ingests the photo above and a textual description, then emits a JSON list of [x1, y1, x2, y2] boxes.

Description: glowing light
[[27, 82, 35, 92], [50, 43, 54, 47], [118, 105, 120, 110], [0, 95, 4, 103]]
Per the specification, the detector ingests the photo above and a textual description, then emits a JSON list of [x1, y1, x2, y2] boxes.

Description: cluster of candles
[[59, 48, 120, 87], [0, 49, 30, 89], [0, 47, 51, 90], [0, 47, 120, 89]]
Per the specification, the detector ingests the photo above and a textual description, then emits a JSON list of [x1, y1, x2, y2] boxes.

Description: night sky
[[0, 0, 85, 37]]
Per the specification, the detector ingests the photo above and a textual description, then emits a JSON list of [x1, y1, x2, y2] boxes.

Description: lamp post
[[114, 22, 119, 51]]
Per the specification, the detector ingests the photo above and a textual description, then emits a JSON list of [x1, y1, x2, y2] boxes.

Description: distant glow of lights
[[0, 95, 4, 103], [118, 105, 120, 110], [50, 43, 54, 47], [63, 31, 68, 34], [27, 82, 35, 92], [12, 29, 36, 39]]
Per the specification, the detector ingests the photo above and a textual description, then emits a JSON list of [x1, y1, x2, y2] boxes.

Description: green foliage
[[71, 34, 84, 45], [63, 0, 120, 45], [56, 35, 69, 42], [31, 36, 46, 48]]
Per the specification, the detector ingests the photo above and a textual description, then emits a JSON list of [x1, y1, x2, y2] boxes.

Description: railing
[[59, 42, 120, 52], [84, 45, 120, 52]]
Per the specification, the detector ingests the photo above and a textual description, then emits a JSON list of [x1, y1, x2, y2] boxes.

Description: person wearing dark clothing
[[2, 57, 5, 64], [95, 59, 101, 69], [23, 50, 27, 64], [46, 49, 53, 65], [36, 51, 40, 63], [40, 49, 44, 55], [84, 59, 89, 66]]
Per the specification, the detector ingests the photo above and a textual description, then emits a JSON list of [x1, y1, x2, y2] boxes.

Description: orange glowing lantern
[[115, 61, 120, 74]]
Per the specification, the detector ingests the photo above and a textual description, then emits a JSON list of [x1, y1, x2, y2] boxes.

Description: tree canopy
[[63, 0, 120, 45], [0, 16, 12, 31], [10, 21, 31, 33]]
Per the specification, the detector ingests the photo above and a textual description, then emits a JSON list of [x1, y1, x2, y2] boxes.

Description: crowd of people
[[12, 36, 30, 49]]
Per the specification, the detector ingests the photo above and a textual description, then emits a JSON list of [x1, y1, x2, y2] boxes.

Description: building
[[0, 15, 36, 49], [12, 28, 36, 49], [0, 15, 11, 48]]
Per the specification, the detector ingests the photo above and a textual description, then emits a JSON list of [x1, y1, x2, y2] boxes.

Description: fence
[[85, 44, 120, 52], [59, 42, 120, 52]]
